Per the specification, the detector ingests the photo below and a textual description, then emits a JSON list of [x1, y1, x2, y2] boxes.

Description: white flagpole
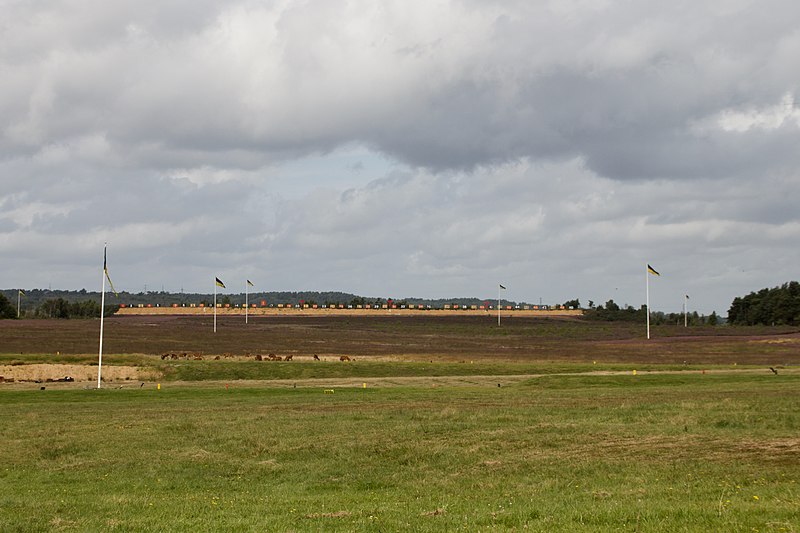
[[17, 290, 21, 318], [646, 264, 650, 340], [497, 285, 501, 326], [245, 281, 249, 324], [684, 294, 688, 327], [214, 279, 217, 333], [97, 245, 107, 389]]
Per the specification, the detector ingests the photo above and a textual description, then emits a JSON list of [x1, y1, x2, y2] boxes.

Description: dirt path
[[2, 366, 791, 390]]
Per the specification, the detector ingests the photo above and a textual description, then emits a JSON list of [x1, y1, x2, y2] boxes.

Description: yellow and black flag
[[104, 246, 118, 296], [18, 289, 25, 297], [647, 264, 660, 276], [215, 277, 226, 289], [247, 280, 254, 287]]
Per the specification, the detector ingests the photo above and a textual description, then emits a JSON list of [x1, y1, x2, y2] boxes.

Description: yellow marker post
[[157, 383, 161, 390], [633, 370, 637, 376], [363, 383, 366, 389]]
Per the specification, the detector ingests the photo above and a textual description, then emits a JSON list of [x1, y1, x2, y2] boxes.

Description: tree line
[[0, 293, 119, 319], [579, 299, 719, 325], [727, 281, 800, 326]]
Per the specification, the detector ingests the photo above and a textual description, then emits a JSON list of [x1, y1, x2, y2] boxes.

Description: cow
[[340, 355, 350, 362]]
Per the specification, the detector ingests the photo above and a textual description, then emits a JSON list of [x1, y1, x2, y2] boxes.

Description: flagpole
[[17, 290, 21, 318], [245, 281, 249, 325], [214, 279, 217, 333], [646, 264, 650, 340], [684, 294, 688, 328], [98, 245, 107, 389], [497, 285, 501, 327]]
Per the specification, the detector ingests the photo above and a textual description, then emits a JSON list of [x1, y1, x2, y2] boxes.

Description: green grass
[[2, 373, 799, 531]]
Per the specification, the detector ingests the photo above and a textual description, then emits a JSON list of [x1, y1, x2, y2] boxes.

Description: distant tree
[[708, 311, 719, 326], [583, 299, 645, 322], [563, 298, 581, 309], [0, 293, 16, 319], [33, 298, 112, 319]]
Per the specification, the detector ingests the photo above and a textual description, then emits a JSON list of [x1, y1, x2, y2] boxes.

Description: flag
[[247, 280, 254, 287], [215, 277, 226, 289], [499, 284, 507, 290], [18, 289, 25, 296], [103, 246, 118, 296], [685, 294, 690, 299], [647, 264, 660, 276]]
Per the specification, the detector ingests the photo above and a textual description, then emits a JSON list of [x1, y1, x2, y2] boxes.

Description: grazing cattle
[[340, 355, 350, 362], [255, 354, 263, 361], [285, 355, 293, 361], [214, 355, 220, 360], [313, 354, 320, 361]]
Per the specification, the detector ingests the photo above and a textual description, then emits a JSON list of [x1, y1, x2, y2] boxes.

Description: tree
[[563, 299, 581, 309], [708, 311, 719, 326], [0, 293, 16, 319]]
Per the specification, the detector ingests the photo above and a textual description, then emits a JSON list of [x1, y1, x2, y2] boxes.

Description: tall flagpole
[[214, 279, 217, 333], [245, 280, 249, 324], [646, 264, 650, 340], [17, 290, 21, 318], [98, 244, 107, 389], [498, 285, 501, 326], [684, 294, 688, 327]]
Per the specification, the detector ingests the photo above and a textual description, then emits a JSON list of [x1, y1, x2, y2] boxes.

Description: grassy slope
[[1, 373, 798, 532]]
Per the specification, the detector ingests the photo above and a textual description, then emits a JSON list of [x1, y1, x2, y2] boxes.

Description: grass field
[[1, 374, 799, 531], [1, 316, 799, 531]]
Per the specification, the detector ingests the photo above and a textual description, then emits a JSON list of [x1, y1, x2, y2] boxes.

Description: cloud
[[2, 0, 800, 314]]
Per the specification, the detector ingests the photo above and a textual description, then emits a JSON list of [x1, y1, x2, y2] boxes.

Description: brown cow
[[313, 354, 320, 361], [285, 355, 293, 361], [340, 355, 350, 362]]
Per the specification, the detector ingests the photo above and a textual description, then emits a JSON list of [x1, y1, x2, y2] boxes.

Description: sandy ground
[[0, 364, 158, 384]]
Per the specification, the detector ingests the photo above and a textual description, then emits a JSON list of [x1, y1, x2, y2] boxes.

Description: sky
[[2, 0, 800, 315]]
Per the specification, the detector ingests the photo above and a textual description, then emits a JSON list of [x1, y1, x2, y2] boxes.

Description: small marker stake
[[157, 383, 161, 390]]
